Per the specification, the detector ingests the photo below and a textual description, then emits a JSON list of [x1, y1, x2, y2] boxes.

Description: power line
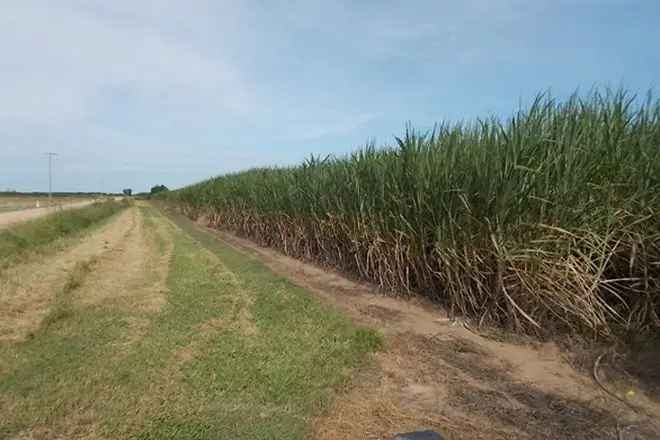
[[45, 152, 58, 207]]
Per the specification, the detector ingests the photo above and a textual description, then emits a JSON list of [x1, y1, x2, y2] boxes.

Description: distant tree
[[150, 184, 169, 195], [122, 188, 132, 196]]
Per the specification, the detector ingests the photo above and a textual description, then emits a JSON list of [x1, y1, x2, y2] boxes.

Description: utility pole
[[45, 152, 58, 207]]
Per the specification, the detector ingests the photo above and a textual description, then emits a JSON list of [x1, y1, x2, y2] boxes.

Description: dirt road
[[0, 199, 97, 230]]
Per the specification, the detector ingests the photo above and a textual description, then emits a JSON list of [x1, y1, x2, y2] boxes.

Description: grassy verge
[[0, 204, 380, 439], [0, 200, 127, 269]]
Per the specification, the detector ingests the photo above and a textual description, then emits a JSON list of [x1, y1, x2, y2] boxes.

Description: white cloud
[[0, 1, 253, 127]]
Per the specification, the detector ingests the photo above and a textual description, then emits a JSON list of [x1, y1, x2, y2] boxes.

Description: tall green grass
[[163, 90, 660, 339]]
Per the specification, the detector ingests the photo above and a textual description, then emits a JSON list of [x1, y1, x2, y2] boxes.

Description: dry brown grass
[[0, 209, 135, 342], [0, 195, 92, 211], [314, 333, 656, 440], [74, 207, 170, 314]]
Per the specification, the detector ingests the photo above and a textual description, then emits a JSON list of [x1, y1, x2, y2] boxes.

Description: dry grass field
[[0, 195, 94, 213]]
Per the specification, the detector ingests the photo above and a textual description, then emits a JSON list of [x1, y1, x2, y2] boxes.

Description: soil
[[0, 200, 96, 230], [206, 226, 660, 440]]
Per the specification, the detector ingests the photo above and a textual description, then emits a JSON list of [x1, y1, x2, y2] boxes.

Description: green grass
[[0, 200, 128, 269], [0, 205, 380, 439], [161, 89, 660, 340]]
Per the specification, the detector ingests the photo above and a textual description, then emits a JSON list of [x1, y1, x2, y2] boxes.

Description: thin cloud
[[0, 1, 254, 126]]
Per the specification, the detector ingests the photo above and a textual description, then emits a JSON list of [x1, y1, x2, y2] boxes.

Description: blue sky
[[1, 0, 658, 193]]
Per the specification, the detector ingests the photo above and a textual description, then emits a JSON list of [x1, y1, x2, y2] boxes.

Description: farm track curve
[[0, 200, 98, 230]]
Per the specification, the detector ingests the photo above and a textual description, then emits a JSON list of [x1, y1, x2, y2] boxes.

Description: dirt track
[[203, 224, 660, 440], [0, 200, 97, 230]]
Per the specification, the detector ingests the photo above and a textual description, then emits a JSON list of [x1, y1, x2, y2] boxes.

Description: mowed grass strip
[[0, 205, 380, 439], [0, 200, 128, 269]]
